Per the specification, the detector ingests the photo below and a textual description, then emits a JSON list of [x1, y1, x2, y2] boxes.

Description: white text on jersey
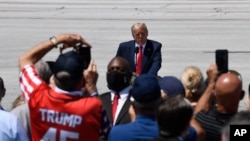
[[40, 108, 82, 128]]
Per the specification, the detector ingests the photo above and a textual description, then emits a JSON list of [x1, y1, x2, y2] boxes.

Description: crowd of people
[[0, 22, 250, 141]]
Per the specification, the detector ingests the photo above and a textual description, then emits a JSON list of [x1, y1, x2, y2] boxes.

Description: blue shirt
[[108, 115, 158, 141], [0, 110, 29, 141]]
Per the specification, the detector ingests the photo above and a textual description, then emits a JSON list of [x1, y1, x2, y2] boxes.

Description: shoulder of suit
[[147, 39, 162, 45]]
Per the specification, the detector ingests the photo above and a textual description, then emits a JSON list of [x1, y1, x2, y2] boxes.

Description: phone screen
[[248, 83, 250, 95], [215, 49, 228, 73], [78, 47, 91, 69]]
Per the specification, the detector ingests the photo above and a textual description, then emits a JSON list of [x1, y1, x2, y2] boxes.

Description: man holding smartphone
[[191, 64, 245, 141]]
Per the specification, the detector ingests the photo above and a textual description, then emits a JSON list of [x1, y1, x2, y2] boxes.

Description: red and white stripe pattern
[[19, 65, 42, 101]]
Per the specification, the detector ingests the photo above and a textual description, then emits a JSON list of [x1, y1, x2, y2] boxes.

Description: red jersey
[[20, 65, 103, 141]]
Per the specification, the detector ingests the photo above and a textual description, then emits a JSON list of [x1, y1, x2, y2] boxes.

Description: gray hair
[[131, 23, 148, 35], [35, 60, 52, 84]]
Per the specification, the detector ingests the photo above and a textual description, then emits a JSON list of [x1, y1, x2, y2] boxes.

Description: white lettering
[[60, 130, 79, 141], [241, 129, 247, 136], [55, 111, 63, 124], [234, 129, 247, 136], [42, 127, 56, 141], [40, 108, 47, 121], [39, 108, 82, 128], [47, 110, 55, 123], [234, 129, 241, 136], [42, 127, 79, 141], [63, 113, 74, 127]]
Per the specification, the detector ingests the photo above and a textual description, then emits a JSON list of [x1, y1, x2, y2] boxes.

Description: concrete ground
[[1, 0, 250, 110]]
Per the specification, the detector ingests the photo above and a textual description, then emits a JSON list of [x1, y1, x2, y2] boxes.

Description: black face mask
[[106, 71, 131, 92]]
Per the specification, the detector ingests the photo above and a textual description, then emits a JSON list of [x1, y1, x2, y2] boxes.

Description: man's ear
[[240, 90, 245, 100]]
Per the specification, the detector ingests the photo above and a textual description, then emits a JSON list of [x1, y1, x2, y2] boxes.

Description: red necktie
[[112, 93, 120, 122], [136, 46, 143, 75]]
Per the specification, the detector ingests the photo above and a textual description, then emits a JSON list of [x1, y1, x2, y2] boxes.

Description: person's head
[[130, 74, 162, 115], [180, 66, 206, 103], [221, 110, 250, 141], [157, 95, 193, 137], [131, 23, 148, 46], [106, 56, 132, 92], [214, 70, 245, 113], [158, 76, 185, 100], [0, 77, 5, 103], [35, 60, 53, 84], [52, 50, 85, 91]]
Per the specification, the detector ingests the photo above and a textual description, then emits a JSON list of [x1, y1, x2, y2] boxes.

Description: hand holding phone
[[77, 45, 91, 69]]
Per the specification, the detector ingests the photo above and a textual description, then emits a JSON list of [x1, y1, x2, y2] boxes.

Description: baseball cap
[[53, 51, 84, 80], [158, 76, 185, 97], [131, 74, 161, 104]]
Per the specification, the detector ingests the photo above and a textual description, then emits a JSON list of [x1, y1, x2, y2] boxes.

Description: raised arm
[[19, 34, 91, 69], [193, 63, 218, 114], [190, 63, 218, 141]]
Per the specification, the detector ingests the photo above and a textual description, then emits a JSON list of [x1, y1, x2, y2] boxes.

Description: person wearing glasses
[[191, 64, 245, 141], [116, 23, 162, 76]]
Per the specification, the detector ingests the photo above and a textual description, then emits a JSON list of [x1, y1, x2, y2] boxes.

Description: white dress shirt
[[111, 86, 131, 125]]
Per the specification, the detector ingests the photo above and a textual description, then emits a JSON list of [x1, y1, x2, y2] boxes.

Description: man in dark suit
[[116, 23, 162, 76], [108, 74, 162, 141], [99, 56, 132, 126]]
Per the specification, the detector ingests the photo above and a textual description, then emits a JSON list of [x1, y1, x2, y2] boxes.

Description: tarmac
[[1, 0, 250, 110]]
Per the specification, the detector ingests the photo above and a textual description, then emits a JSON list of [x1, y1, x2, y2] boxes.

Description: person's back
[[158, 75, 197, 141], [108, 74, 161, 141], [11, 60, 54, 140], [194, 66, 245, 141], [150, 95, 194, 141], [29, 89, 103, 140], [19, 34, 108, 141], [0, 110, 29, 141]]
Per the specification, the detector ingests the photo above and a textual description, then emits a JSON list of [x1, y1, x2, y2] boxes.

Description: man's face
[[132, 26, 148, 46], [108, 59, 127, 74]]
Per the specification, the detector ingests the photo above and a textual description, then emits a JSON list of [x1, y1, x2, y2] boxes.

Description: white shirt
[[111, 86, 131, 125], [0, 110, 29, 141]]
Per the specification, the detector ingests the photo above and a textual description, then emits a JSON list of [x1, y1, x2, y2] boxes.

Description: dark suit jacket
[[99, 92, 131, 126], [116, 39, 162, 76]]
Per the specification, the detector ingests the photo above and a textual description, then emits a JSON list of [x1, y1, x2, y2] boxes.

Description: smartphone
[[215, 49, 228, 73], [78, 46, 91, 69], [248, 83, 250, 96]]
